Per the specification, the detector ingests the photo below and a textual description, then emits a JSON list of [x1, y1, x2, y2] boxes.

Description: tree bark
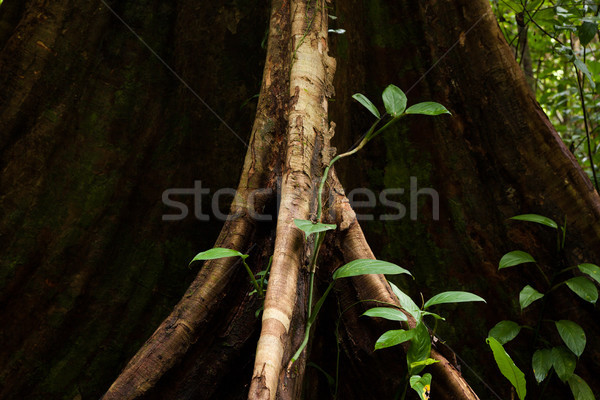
[[1, 0, 599, 399]]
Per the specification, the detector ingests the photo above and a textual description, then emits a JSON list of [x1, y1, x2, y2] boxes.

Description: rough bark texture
[[1, 0, 599, 399]]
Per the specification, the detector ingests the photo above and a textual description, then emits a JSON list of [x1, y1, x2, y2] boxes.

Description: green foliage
[[486, 336, 527, 400], [293, 219, 337, 238], [489, 320, 522, 344], [499, 250, 536, 269], [532, 348, 553, 383], [490, 213, 599, 399], [332, 259, 411, 279], [366, 279, 483, 397], [519, 285, 544, 310], [565, 276, 598, 303], [422, 291, 485, 309], [361, 307, 408, 322], [409, 373, 432, 400], [491, 0, 600, 190], [568, 374, 596, 400]]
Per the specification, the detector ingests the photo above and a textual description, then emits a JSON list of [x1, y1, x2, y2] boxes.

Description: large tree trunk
[[1, 1, 598, 400]]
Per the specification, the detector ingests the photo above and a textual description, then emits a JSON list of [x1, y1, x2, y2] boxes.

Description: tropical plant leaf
[[486, 337, 527, 400], [578, 263, 600, 284], [578, 21, 598, 46], [333, 259, 412, 280], [382, 84, 407, 117], [352, 93, 381, 118], [574, 58, 596, 89], [488, 320, 521, 345], [293, 219, 336, 239], [362, 307, 408, 322], [409, 373, 432, 400], [499, 251, 536, 269], [519, 285, 544, 310], [189, 247, 245, 265], [388, 281, 422, 323], [565, 276, 598, 304], [405, 102, 451, 116], [555, 320, 586, 357], [567, 374, 595, 400], [423, 291, 485, 309], [532, 348, 553, 383], [509, 214, 558, 229], [407, 322, 431, 374], [409, 358, 439, 370], [374, 329, 414, 350], [551, 346, 576, 382]]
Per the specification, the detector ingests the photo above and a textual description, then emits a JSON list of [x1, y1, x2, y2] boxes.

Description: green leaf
[[510, 214, 558, 229], [382, 84, 407, 117], [333, 259, 412, 280], [555, 320, 586, 357], [565, 277, 598, 304], [574, 58, 596, 89], [388, 281, 422, 323], [499, 251, 536, 269], [293, 219, 336, 239], [421, 311, 445, 321], [532, 348, 553, 384], [409, 358, 439, 370], [407, 322, 431, 374], [374, 329, 414, 350], [423, 291, 485, 309], [189, 247, 245, 265], [362, 307, 408, 322], [578, 263, 600, 284], [405, 102, 451, 116], [578, 21, 598, 46], [568, 374, 595, 400], [486, 337, 527, 400], [519, 285, 544, 310], [551, 346, 576, 382], [409, 373, 432, 400], [352, 93, 381, 118], [488, 320, 521, 345]]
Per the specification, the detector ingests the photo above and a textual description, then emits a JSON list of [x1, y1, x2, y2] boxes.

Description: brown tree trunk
[[1, 0, 599, 399]]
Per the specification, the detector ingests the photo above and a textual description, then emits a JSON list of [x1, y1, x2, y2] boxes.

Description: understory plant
[[190, 84, 459, 396], [365, 281, 485, 400], [486, 214, 598, 400]]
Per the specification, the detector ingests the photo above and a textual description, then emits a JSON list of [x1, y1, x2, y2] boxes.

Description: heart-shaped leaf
[[551, 346, 576, 382], [568, 374, 595, 400], [565, 276, 598, 304], [488, 320, 521, 345], [555, 320, 586, 357], [409, 373, 432, 400], [578, 263, 600, 284], [382, 84, 407, 117], [519, 285, 544, 310], [532, 348, 553, 383], [374, 329, 414, 350]]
